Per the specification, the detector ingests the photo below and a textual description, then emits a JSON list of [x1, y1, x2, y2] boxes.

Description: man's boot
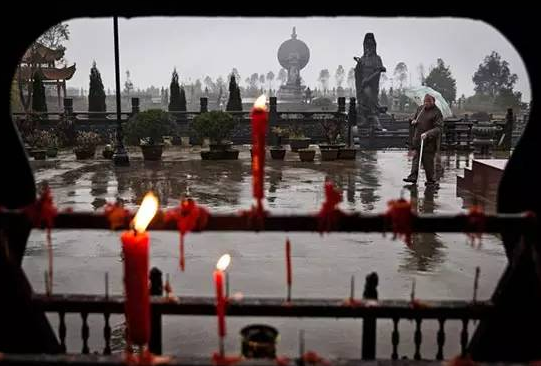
[[403, 175, 418, 183]]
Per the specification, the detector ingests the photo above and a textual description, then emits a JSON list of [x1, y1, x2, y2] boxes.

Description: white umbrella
[[404, 86, 453, 118]]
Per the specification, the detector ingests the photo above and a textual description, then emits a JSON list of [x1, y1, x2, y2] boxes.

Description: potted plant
[[53, 114, 77, 148], [102, 144, 114, 159], [44, 131, 59, 158], [288, 125, 311, 152], [30, 130, 48, 160], [30, 130, 58, 159], [319, 119, 346, 161], [192, 111, 238, 160], [298, 148, 316, 162], [270, 126, 287, 160], [337, 143, 357, 160], [74, 131, 100, 159], [16, 115, 41, 155], [125, 109, 174, 161]]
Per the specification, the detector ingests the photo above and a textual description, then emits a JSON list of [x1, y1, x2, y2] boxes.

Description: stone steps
[[456, 159, 507, 205]]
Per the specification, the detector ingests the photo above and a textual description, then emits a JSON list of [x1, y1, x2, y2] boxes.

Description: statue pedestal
[[277, 84, 304, 103]]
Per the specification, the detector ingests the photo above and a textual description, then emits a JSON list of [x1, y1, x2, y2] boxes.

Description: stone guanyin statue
[[354, 33, 387, 130]]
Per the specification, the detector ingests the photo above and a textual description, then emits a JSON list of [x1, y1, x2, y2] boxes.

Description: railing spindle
[[460, 318, 469, 356], [391, 317, 399, 360], [58, 311, 66, 353], [81, 312, 89, 354], [103, 312, 111, 355], [414, 318, 422, 360], [436, 318, 446, 360]]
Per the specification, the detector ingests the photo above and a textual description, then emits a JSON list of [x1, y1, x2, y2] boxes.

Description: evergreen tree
[[380, 88, 389, 106], [393, 62, 408, 89], [168, 68, 183, 111], [31, 70, 47, 112], [217, 86, 223, 107], [347, 67, 355, 90], [88, 61, 106, 112], [266, 71, 275, 90], [226, 75, 242, 111], [472, 51, 522, 109], [335, 65, 345, 88], [424, 58, 457, 104]]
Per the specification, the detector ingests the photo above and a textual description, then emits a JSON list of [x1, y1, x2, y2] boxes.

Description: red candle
[[180, 236, 185, 272], [286, 238, 292, 299], [251, 95, 268, 208], [121, 192, 158, 346], [214, 254, 231, 339]]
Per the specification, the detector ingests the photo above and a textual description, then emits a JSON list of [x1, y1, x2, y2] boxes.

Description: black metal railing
[[0, 353, 506, 366], [33, 293, 495, 360], [1, 209, 537, 361]]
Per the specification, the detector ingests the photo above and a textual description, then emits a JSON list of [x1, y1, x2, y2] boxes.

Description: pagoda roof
[[22, 43, 65, 64], [17, 64, 76, 81]]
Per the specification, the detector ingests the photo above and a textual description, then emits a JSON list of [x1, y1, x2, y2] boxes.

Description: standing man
[[403, 94, 443, 186]]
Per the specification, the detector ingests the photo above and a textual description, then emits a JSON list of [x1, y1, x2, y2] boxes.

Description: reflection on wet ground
[[31, 149, 485, 214], [24, 148, 507, 358]]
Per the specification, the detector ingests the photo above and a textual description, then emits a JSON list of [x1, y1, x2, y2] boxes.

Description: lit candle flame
[[133, 192, 159, 233], [253, 95, 267, 110], [216, 254, 231, 271]]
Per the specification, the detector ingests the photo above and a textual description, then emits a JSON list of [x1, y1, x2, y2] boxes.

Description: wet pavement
[[23, 146, 507, 359]]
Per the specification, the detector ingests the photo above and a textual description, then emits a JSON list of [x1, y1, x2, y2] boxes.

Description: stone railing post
[[347, 98, 356, 146], [63, 98, 73, 116], [131, 97, 140, 116], [337, 97, 346, 113], [200, 97, 208, 113]]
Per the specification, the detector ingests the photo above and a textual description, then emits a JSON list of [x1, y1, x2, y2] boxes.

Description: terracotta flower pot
[[201, 149, 239, 160], [24, 144, 32, 156], [289, 138, 311, 152], [270, 148, 286, 160], [32, 149, 47, 160], [74, 146, 96, 160], [171, 136, 183, 146], [320, 148, 339, 161], [46, 147, 58, 158], [298, 149, 315, 162], [209, 142, 233, 152], [140, 144, 164, 161], [318, 143, 345, 150], [102, 149, 114, 159], [338, 147, 357, 160]]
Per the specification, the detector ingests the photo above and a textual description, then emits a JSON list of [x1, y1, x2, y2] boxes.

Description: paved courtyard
[[23, 147, 506, 358]]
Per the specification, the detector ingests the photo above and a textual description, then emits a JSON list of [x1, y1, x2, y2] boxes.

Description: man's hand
[[411, 119, 417, 125], [421, 132, 428, 140]]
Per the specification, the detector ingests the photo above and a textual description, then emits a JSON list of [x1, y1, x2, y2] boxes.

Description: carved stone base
[[277, 84, 304, 103]]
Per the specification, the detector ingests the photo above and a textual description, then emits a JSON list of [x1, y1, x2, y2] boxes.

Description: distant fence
[[12, 97, 523, 149]]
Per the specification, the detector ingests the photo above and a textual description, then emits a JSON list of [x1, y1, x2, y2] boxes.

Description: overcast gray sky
[[61, 16, 531, 100]]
